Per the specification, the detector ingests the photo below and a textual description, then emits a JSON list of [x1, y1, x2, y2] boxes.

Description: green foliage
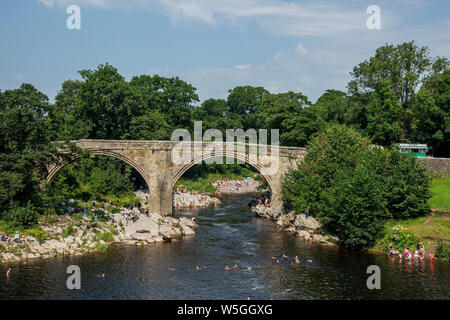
[[320, 159, 390, 249], [377, 224, 421, 253], [283, 124, 431, 249], [2, 202, 39, 228], [62, 223, 77, 238], [25, 228, 49, 244], [97, 231, 114, 243], [94, 242, 108, 253], [46, 155, 140, 202], [41, 214, 59, 225], [435, 241, 450, 262], [429, 176, 450, 212]]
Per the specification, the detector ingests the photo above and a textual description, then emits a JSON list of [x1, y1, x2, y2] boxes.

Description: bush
[[95, 242, 108, 253], [62, 223, 77, 238], [383, 151, 431, 219], [435, 241, 450, 262], [3, 202, 39, 228], [282, 124, 432, 250], [378, 224, 421, 252], [25, 228, 49, 244], [320, 161, 390, 249], [97, 231, 114, 242]]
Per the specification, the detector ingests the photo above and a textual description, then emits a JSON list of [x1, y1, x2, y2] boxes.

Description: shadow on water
[[0, 193, 449, 299]]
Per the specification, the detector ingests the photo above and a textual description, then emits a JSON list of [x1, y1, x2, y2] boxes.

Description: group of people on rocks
[[0, 232, 20, 245], [388, 241, 435, 261], [256, 195, 271, 207], [213, 178, 256, 193]]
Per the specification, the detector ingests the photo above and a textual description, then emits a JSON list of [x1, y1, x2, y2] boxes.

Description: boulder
[[276, 214, 292, 227], [293, 214, 321, 231], [181, 225, 195, 236]]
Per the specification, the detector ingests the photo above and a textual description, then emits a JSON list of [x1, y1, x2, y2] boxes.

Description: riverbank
[[251, 204, 335, 245], [213, 178, 261, 194], [0, 202, 198, 264], [173, 192, 221, 209]]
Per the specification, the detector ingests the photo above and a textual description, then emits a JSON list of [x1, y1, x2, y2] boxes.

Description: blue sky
[[1, 0, 449, 103]]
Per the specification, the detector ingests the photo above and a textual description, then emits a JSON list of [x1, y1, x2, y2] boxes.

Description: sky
[[0, 0, 449, 103]]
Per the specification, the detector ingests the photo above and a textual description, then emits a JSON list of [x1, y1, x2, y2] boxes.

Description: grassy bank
[[372, 173, 450, 261], [429, 172, 450, 213]]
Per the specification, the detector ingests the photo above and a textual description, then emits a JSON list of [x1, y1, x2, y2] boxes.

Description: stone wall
[[416, 157, 450, 173]]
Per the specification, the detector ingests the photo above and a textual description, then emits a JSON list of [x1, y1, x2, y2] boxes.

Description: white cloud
[[37, 0, 55, 7], [234, 64, 250, 70], [296, 43, 309, 55], [37, 0, 372, 36]]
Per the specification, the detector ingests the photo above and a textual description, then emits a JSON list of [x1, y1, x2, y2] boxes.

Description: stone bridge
[[46, 140, 307, 214]]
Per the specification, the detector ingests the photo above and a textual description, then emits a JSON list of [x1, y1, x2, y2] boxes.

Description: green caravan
[[396, 143, 428, 157]]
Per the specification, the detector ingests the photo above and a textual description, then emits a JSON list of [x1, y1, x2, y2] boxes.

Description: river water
[[0, 194, 449, 300]]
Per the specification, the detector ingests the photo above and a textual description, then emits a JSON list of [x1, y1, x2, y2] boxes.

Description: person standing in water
[[6, 268, 11, 279]]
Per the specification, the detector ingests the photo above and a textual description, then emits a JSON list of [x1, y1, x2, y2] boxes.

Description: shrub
[[62, 223, 77, 238], [98, 232, 114, 242], [320, 162, 390, 249], [25, 228, 49, 244], [95, 243, 108, 253], [41, 214, 59, 225], [3, 202, 39, 228], [378, 225, 421, 252], [282, 124, 432, 250], [435, 241, 450, 262], [382, 151, 431, 219]]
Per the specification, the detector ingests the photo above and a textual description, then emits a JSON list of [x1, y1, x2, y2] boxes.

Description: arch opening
[[171, 154, 273, 210], [45, 152, 150, 204]]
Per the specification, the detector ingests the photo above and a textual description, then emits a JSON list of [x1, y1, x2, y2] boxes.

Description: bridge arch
[[46, 150, 151, 190], [171, 151, 274, 195]]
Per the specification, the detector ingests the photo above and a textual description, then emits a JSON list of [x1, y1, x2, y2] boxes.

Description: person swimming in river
[[97, 273, 105, 278], [294, 256, 301, 264], [196, 266, 203, 271], [168, 267, 175, 271], [232, 264, 238, 269], [224, 265, 231, 271]]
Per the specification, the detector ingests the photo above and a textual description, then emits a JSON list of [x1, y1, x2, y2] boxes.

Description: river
[[0, 194, 449, 299]]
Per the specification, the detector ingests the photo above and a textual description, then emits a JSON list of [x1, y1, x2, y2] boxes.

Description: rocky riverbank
[[173, 192, 221, 208], [0, 204, 198, 264], [251, 204, 336, 244], [213, 178, 261, 194]]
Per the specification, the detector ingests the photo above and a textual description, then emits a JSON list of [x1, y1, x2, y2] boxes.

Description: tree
[[0, 84, 77, 224], [282, 124, 431, 249], [227, 86, 269, 130], [77, 64, 130, 140], [348, 41, 448, 146], [129, 74, 199, 132], [259, 91, 312, 146], [410, 69, 450, 156], [47, 79, 87, 140]]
